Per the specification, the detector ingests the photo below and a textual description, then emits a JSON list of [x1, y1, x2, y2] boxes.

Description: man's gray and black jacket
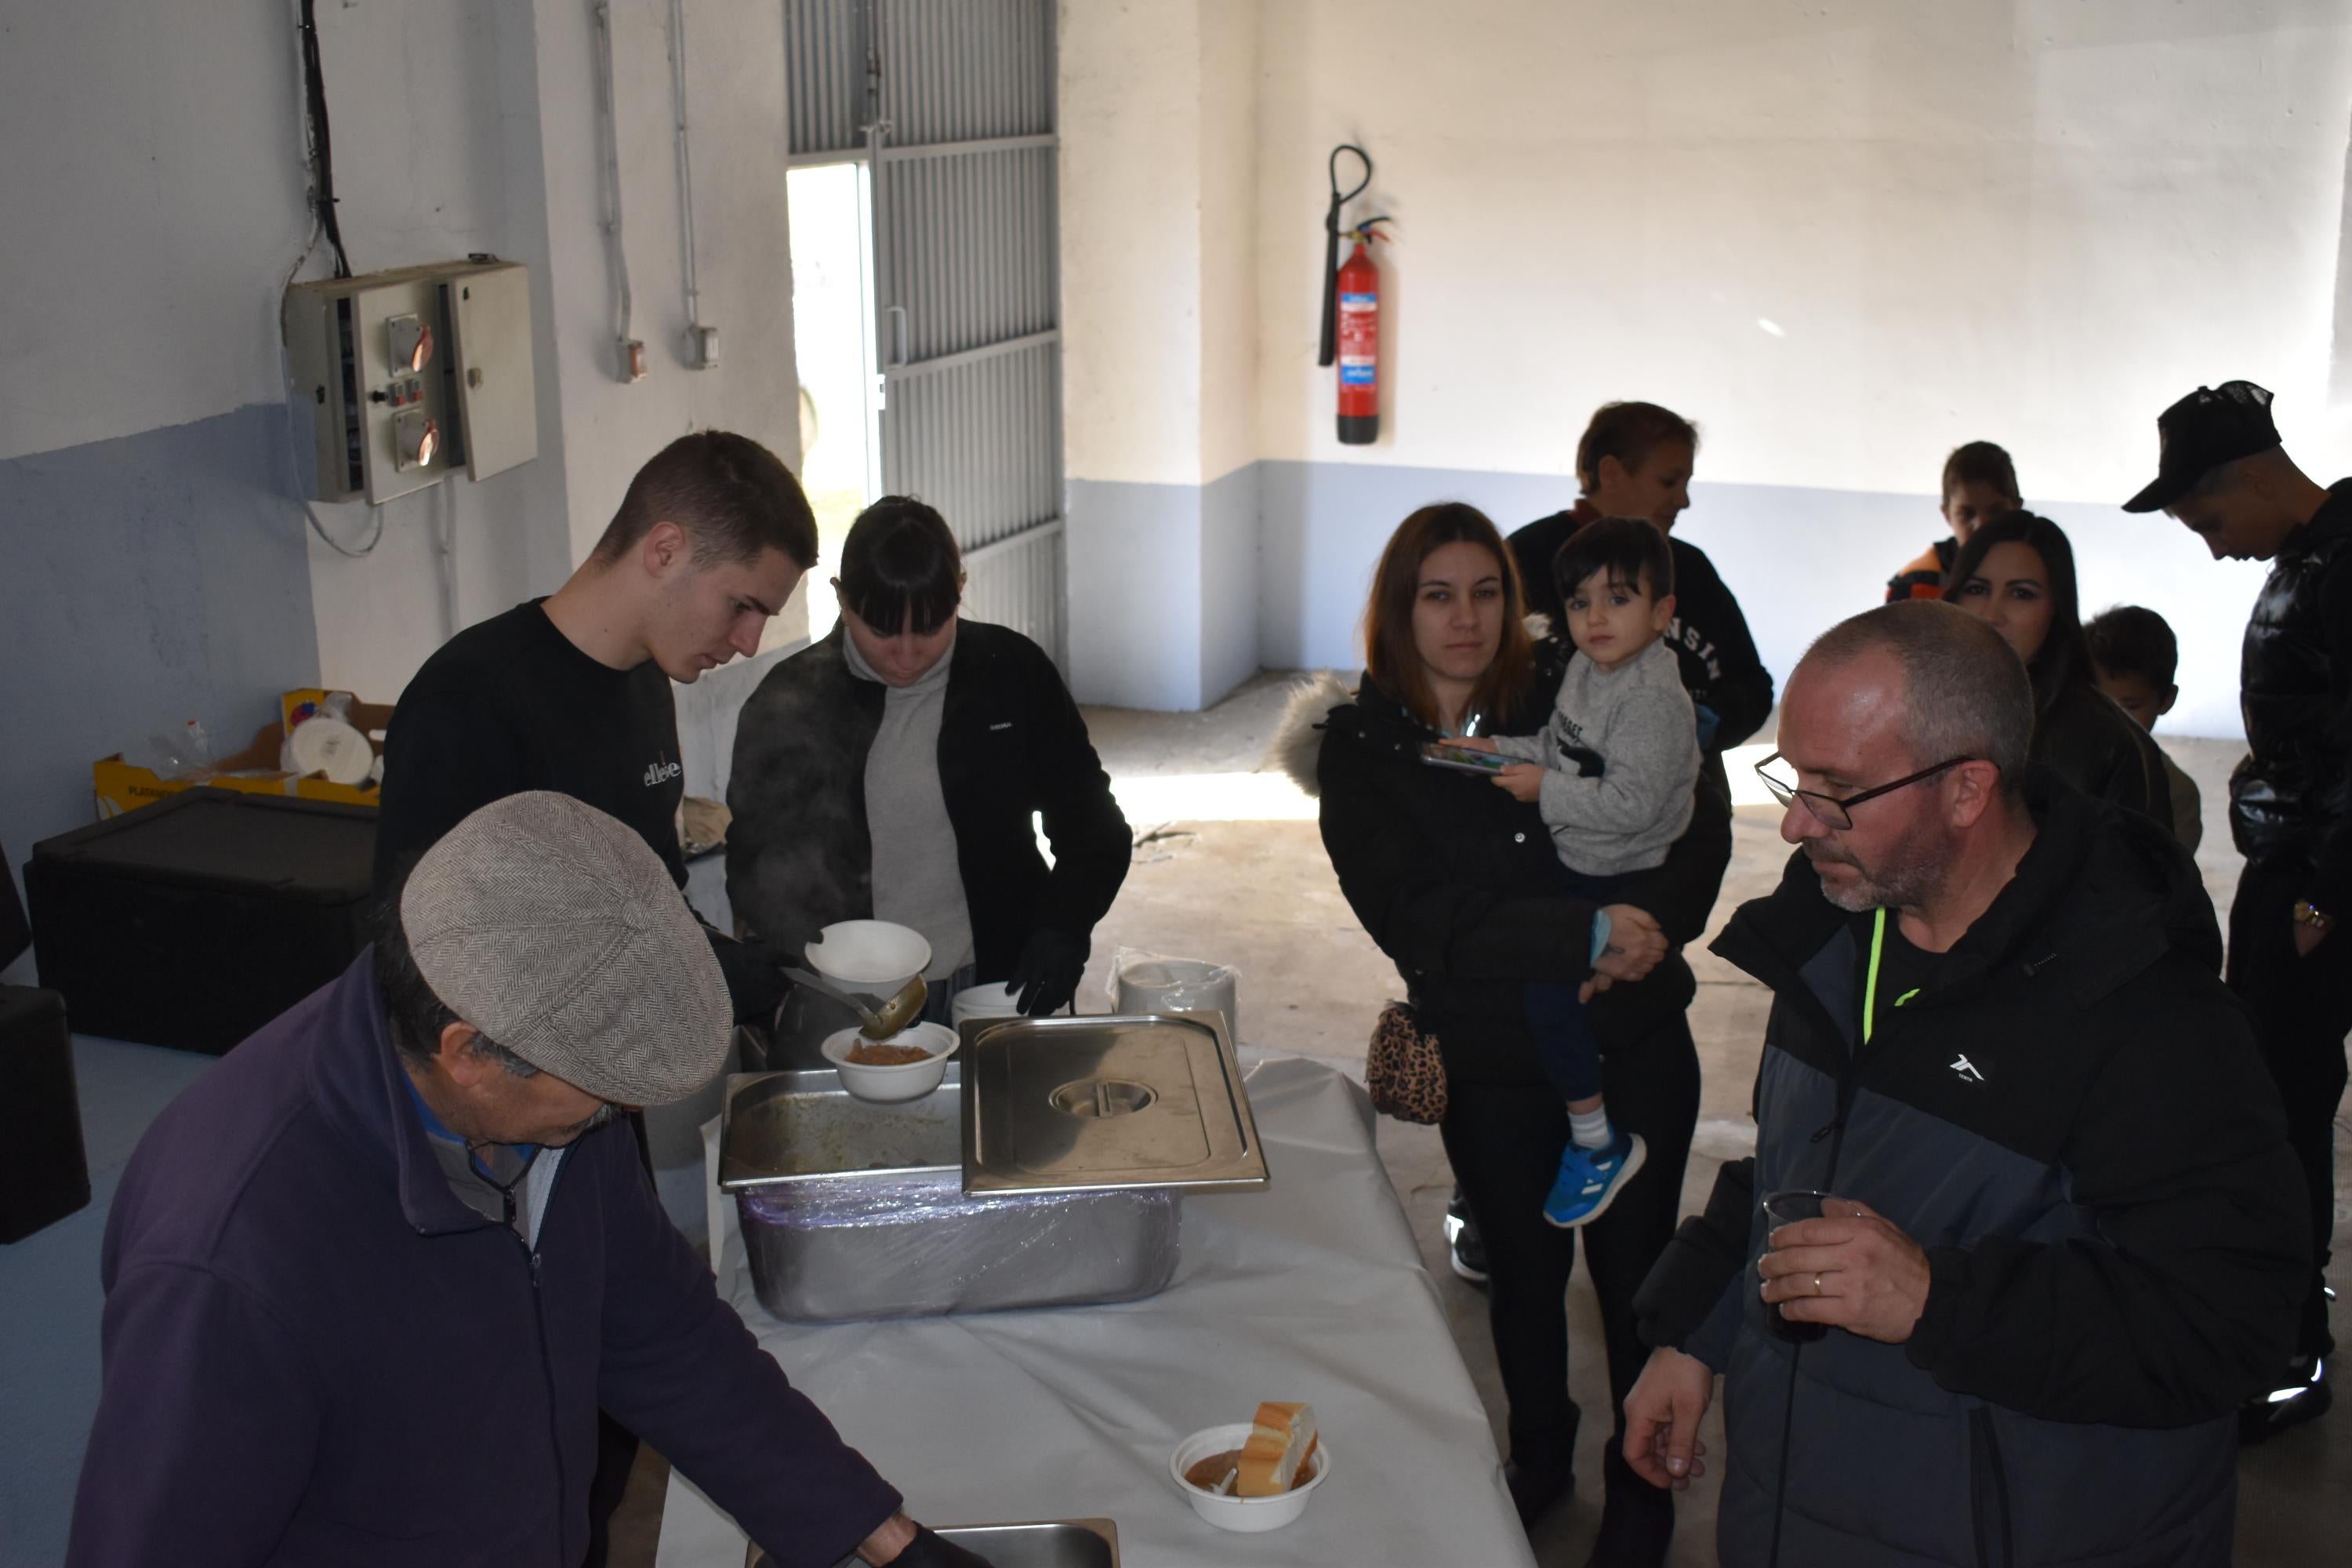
[[724, 620, 1130, 982], [1634, 770, 2307, 1567]]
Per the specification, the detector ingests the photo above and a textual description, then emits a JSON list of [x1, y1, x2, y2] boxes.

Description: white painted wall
[[1061, 0, 1206, 488], [1198, 0, 1262, 486], [530, 0, 805, 575], [1, 0, 805, 707], [1061, 0, 1260, 489], [1225, 0, 2352, 735], [1062, 0, 1265, 707], [1251, 0, 2352, 492], [0, 0, 309, 462], [299, 0, 575, 695]]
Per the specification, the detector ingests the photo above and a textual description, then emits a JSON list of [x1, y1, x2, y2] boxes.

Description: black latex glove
[[1008, 926, 1088, 1016], [706, 927, 789, 1024], [887, 1523, 997, 1568]]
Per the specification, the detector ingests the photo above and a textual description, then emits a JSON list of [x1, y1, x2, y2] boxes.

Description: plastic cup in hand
[[1761, 1189, 1834, 1343]]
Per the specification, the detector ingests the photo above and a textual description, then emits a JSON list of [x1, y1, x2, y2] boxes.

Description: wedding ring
[[1813, 1272, 1824, 1296]]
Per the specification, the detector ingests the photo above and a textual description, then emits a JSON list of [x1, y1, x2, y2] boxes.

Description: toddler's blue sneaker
[[1543, 1129, 1647, 1229]]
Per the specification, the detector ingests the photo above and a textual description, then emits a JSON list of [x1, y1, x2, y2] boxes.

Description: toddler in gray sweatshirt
[[1476, 517, 1700, 1229]]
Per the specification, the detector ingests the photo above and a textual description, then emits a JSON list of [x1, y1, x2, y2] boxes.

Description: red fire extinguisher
[[1334, 220, 1389, 445], [1316, 144, 1391, 446]]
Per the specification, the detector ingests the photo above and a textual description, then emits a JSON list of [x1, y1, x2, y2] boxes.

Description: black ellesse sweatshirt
[[1508, 509, 1775, 753], [374, 599, 782, 1020]]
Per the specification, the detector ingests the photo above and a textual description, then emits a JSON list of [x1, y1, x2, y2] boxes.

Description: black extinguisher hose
[[1318, 144, 1373, 368]]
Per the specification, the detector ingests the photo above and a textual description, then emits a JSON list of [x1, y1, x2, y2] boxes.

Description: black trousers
[[1440, 1017, 1701, 1459], [2228, 858, 2352, 1361], [583, 1110, 658, 1567]]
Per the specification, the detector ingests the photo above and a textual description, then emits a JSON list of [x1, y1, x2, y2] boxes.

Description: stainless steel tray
[[747, 1519, 1117, 1568], [717, 1071, 1178, 1322], [959, 1011, 1269, 1197]]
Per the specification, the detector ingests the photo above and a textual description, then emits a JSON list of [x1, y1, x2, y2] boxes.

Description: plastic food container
[[820, 1022, 958, 1103], [1168, 1423, 1330, 1534], [949, 980, 1025, 1029], [1111, 956, 1238, 1038]]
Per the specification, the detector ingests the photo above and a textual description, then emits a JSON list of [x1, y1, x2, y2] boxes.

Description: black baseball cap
[[2122, 379, 2281, 513]]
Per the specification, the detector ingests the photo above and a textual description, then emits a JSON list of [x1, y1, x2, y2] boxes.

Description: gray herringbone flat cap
[[401, 791, 728, 1105]]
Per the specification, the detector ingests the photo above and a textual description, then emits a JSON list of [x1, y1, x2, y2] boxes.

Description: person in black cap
[[2124, 378, 2352, 1441]]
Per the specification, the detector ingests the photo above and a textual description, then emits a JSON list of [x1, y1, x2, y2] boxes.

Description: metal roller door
[[786, 0, 1065, 668]]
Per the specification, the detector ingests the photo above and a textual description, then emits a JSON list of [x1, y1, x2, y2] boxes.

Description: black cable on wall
[[297, 0, 353, 280]]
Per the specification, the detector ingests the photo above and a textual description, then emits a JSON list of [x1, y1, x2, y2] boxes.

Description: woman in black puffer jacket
[[1941, 511, 2176, 833], [1280, 503, 1730, 1563]]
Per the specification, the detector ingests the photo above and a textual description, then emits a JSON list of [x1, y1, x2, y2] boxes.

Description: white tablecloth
[[655, 1056, 1534, 1568]]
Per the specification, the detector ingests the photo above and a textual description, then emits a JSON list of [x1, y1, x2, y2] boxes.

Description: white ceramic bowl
[[1168, 1422, 1330, 1534], [819, 1022, 959, 1103], [949, 980, 1025, 1028], [805, 920, 933, 996]]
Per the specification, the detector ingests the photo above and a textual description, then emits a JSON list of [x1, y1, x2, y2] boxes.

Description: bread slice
[[1233, 1401, 1318, 1497]]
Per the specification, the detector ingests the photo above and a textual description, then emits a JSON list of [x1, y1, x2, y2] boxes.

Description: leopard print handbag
[[1365, 1000, 1446, 1124]]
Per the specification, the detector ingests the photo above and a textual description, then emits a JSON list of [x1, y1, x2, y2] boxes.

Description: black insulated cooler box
[[27, 789, 377, 1055], [0, 985, 88, 1242]]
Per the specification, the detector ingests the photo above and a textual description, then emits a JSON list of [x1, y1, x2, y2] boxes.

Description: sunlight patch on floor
[[1105, 745, 1777, 826], [1109, 771, 1317, 824]]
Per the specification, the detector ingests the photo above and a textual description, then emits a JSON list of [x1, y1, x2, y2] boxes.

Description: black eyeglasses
[[1753, 752, 1980, 830]]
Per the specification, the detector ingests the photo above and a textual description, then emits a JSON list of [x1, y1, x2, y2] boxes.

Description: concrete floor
[[1072, 671, 2351, 1566]]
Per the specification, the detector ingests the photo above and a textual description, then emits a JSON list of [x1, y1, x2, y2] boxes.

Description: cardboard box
[[93, 690, 396, 819]]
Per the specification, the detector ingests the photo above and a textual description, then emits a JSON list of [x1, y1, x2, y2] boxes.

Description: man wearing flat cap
[[66, 793, 990, 1568], [2125, 379, 2352, 1439]]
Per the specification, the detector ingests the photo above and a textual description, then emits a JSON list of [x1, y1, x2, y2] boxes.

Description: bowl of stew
[[818, 1022, 960, 1103]]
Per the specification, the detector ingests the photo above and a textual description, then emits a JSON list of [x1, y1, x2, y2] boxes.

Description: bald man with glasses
[[1619, 601, 2306, 1568]]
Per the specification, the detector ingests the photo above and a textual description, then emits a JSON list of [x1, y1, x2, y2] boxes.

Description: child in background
[[1887, 441, 2023, 601], [1460, 519, 1700, 1227], [2086, 604, 2203, 852]]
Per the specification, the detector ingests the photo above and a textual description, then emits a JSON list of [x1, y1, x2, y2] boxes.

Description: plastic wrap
[[735, 1177, 1180, 1323]]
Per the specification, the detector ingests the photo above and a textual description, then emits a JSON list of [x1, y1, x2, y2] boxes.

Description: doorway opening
[[786, 162, 880, 642]]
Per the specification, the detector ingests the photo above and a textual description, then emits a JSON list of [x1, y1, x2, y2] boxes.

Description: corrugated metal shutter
[[784, 0, 866, 158], [874, 0, 1055, 145], [783, 0, 1064, 667]]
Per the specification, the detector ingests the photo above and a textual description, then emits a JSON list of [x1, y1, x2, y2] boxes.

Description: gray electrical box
[[286, 260, 538, 506]]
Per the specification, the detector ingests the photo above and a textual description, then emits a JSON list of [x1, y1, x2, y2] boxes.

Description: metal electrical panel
[[444, 263, 539, 481], [286, 260, 538, 506]]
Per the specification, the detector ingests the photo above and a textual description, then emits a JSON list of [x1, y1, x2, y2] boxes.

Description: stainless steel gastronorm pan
[[718, 1070, 1178, 1322], [747, 1519, 1118, 1568]]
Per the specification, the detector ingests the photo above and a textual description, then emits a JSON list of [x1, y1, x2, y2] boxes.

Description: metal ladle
[[780, 967, 928, 1042]]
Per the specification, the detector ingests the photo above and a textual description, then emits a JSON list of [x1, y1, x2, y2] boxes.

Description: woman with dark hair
[[725, 497, 1131, 1022], [1276, 502, 1729, 1564], [1942, 510, 2175, 829]]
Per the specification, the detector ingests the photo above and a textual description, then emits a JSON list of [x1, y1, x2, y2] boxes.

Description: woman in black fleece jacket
[[1286, 502, 1730, 1563]]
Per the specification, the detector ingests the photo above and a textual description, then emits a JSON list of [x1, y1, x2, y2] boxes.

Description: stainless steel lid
[[958, 1011, 1269, 1196]]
